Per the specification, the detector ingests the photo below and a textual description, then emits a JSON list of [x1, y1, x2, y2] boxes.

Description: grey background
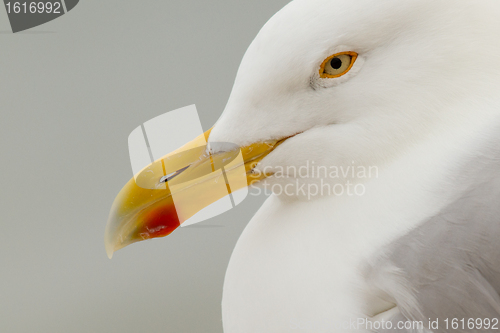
[[0, 1, 289, 332]]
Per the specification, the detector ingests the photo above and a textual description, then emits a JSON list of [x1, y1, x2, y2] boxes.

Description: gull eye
[[319, 51, 358, 78]]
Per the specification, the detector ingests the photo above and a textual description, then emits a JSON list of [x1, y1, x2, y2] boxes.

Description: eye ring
[[319, 51, 358, 79]]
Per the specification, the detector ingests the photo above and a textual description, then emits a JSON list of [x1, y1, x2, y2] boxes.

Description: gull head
[[209, 0, 500, 193]]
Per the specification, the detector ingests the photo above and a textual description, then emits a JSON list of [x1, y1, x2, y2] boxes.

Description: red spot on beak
[[137, 203, 180, 240]]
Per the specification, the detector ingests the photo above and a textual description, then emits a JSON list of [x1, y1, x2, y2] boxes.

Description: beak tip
[[106, 246, 114, 259], [105, 237, 115, 259], [104, 223, 120, 259]]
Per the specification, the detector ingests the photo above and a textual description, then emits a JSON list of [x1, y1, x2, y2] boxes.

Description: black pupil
[[330, 57, 342, 70]]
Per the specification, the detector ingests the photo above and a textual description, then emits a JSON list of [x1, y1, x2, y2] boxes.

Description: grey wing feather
[[367, 151, 500, 332]]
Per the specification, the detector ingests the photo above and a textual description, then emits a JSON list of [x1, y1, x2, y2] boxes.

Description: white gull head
[[209, 0, 500, 197]]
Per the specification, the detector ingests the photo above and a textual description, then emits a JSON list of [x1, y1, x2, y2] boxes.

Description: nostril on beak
[[159, 165, 191, 183]]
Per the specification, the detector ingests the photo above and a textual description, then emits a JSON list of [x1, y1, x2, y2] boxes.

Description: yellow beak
[[104, 129, 287, 258]]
